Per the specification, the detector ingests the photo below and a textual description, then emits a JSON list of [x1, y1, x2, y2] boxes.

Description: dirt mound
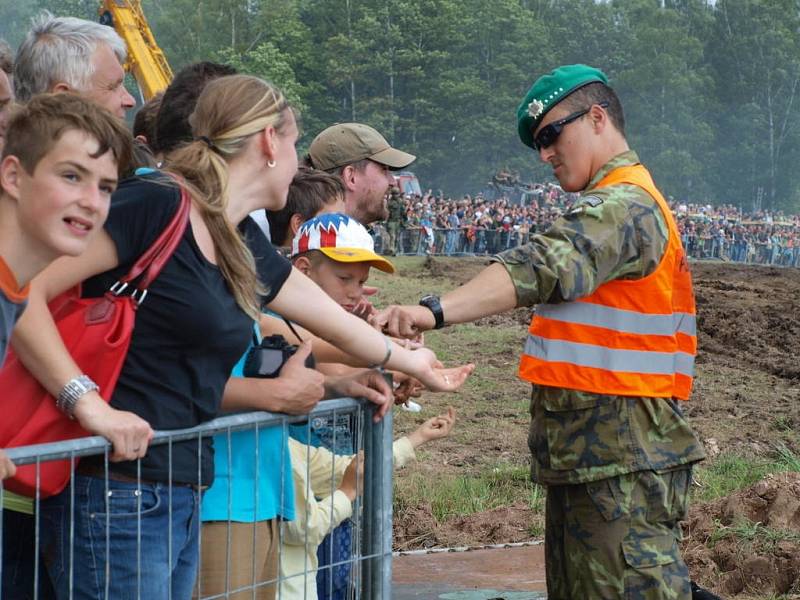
[[693, 263, 800, 380], [421, 255, 486, 284], [394, 504, 535, 551], [434, 505, 535, 547], [683, 472, 800, 597]]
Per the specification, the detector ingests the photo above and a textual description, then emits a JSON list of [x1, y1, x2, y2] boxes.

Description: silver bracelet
[[56, 375, 99, 419], [368, 335, 392, 371]]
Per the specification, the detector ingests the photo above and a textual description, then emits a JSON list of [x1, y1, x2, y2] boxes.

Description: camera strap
[[282, 317, 305, 344], [252, 316, 305, 346]]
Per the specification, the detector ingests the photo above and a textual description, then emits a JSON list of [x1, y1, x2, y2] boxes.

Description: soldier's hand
[[370, 305, 435, 339]]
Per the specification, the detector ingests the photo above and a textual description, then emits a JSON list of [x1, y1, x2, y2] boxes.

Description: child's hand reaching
[[406, 407, 456, 448], [338, 452, 365, 501], [392, 372, 424, 405]]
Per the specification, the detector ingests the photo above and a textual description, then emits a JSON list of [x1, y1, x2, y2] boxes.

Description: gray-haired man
[[15, 12, 135, 118]]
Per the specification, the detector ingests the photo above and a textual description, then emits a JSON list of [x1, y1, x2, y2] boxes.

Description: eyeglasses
[[532, 101, 609, 151]]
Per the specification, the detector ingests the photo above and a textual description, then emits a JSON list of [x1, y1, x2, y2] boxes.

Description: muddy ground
[[390, 259, 800, 599]]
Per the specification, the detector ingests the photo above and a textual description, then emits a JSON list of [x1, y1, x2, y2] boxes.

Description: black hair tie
[[198, 136, 219, 152]]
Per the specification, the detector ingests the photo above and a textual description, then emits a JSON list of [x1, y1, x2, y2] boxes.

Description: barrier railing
[[1, 397, 393, 600], [373, 225, 800, 267]]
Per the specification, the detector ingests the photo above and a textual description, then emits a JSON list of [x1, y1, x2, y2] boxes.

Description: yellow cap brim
[[319, 247, 395, 273]]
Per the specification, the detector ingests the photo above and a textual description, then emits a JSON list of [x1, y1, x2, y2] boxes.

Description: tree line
[[2, 0, 800, 213]]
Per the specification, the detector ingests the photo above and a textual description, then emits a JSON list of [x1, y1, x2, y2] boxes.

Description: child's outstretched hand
[[339, 452, 365, 501], [407, 407, 456, 448]]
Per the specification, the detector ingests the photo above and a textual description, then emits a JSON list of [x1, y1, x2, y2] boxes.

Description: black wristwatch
[[419, 295, 445, 329]]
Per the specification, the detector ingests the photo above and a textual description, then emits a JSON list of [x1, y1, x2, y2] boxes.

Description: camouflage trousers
[[387, 222, 400, 254], [544, 467, 692, 600]]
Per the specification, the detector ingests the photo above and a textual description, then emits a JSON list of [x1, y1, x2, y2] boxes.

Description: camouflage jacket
[[387, 193, 406, 224], [494, 151, 706, 486]]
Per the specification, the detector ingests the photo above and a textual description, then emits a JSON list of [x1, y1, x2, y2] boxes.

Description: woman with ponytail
[[9, 74, 472, 600]]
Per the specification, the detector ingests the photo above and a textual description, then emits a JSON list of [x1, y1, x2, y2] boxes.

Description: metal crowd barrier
[[0, 397, 393, 600], [682, 236, 800, 267], [373, 225, 800, 269], [374, 227, 535, 257]]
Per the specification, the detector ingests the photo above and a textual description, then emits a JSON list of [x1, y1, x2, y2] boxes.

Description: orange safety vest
[[518, 164, 697, 400]]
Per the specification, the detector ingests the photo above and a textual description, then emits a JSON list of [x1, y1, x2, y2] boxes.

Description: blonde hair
[[166, 74, 291, 319]]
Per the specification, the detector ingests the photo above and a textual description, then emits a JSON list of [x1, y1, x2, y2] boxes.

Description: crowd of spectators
[[673, 202, 800, 266], [381, 183, 579, 255], [378, 187, 800, 268]]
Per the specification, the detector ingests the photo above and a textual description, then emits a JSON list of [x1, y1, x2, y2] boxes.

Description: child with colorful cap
[[263, 212, 424, 410], [268, 212, 450, 600]]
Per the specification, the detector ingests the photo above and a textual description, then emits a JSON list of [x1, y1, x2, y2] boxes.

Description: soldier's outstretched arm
[[373, 186, 667, 340], [371, 262, 517, 338]]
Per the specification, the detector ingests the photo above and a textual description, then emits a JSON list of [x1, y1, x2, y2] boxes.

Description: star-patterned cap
[[516, 64, 609, 149], [291, 213, 395, 273]]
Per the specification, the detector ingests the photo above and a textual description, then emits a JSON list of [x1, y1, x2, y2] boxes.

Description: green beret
[[516, 64, 609, 149]]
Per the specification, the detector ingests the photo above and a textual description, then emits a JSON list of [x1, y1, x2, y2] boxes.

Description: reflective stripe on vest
[[518, 163, 697, 400], [534, 303, 696, 337], [523, 336, 695, 377]]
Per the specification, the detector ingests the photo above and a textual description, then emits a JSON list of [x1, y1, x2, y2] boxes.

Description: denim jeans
[[2, 509, 57, 599], [40, 474, 202, 600], [316, 519, 353, 600], [445, 230, 458, 255]]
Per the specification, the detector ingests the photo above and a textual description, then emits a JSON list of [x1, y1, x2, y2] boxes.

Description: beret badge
[[527, 99, 545, 119]]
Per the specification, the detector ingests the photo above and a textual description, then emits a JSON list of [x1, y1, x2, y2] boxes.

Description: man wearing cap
[[373, 64, 706, 599], [306, 123, 416, 225]]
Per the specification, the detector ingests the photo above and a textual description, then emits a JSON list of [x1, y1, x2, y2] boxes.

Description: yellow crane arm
[[99, 0, 172, 100]]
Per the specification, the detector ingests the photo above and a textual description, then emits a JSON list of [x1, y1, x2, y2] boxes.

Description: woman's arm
[[10, 231, 154, 461], [260, 314, 364, 367]]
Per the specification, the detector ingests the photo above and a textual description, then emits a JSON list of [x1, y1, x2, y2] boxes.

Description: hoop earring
[[267, 160, 276, 168]]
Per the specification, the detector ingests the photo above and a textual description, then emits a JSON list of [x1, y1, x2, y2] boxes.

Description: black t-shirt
[[81, 174, 292, 484]]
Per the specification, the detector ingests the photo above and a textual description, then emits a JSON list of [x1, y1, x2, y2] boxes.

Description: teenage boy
[[0, 92, 132, 599], [0, 93, 131, 364]]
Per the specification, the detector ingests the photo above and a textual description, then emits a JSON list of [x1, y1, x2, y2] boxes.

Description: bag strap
[[118, 183, 191, 290]]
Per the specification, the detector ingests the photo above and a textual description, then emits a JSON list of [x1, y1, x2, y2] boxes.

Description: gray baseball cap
[[308, 123, 416, 171]]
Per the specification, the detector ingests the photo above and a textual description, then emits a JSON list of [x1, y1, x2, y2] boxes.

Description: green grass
[[394, 465, 544, 523], [692, 444, 800, 503], [709, 517, 800, 547]]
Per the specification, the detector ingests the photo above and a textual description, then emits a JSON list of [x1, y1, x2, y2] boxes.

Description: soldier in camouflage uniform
[[386, 186, 405, 255], [373, 64, 706, 600]]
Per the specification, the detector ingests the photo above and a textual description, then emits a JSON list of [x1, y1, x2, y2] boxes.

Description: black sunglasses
[[533, 101, 609, 151]]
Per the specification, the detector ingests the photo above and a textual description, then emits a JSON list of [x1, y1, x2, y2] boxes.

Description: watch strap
[[419, 295, 445, 329]]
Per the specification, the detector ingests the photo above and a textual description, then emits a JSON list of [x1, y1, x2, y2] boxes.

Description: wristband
[[57, 375, 99, 419], [368, 335, 392, 371]]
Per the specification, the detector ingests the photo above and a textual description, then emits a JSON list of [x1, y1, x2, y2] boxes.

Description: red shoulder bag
[[0, 185, 190, 498]]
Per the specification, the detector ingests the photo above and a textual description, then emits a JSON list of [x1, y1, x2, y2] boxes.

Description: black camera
[[242, 334, 315, 379]]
